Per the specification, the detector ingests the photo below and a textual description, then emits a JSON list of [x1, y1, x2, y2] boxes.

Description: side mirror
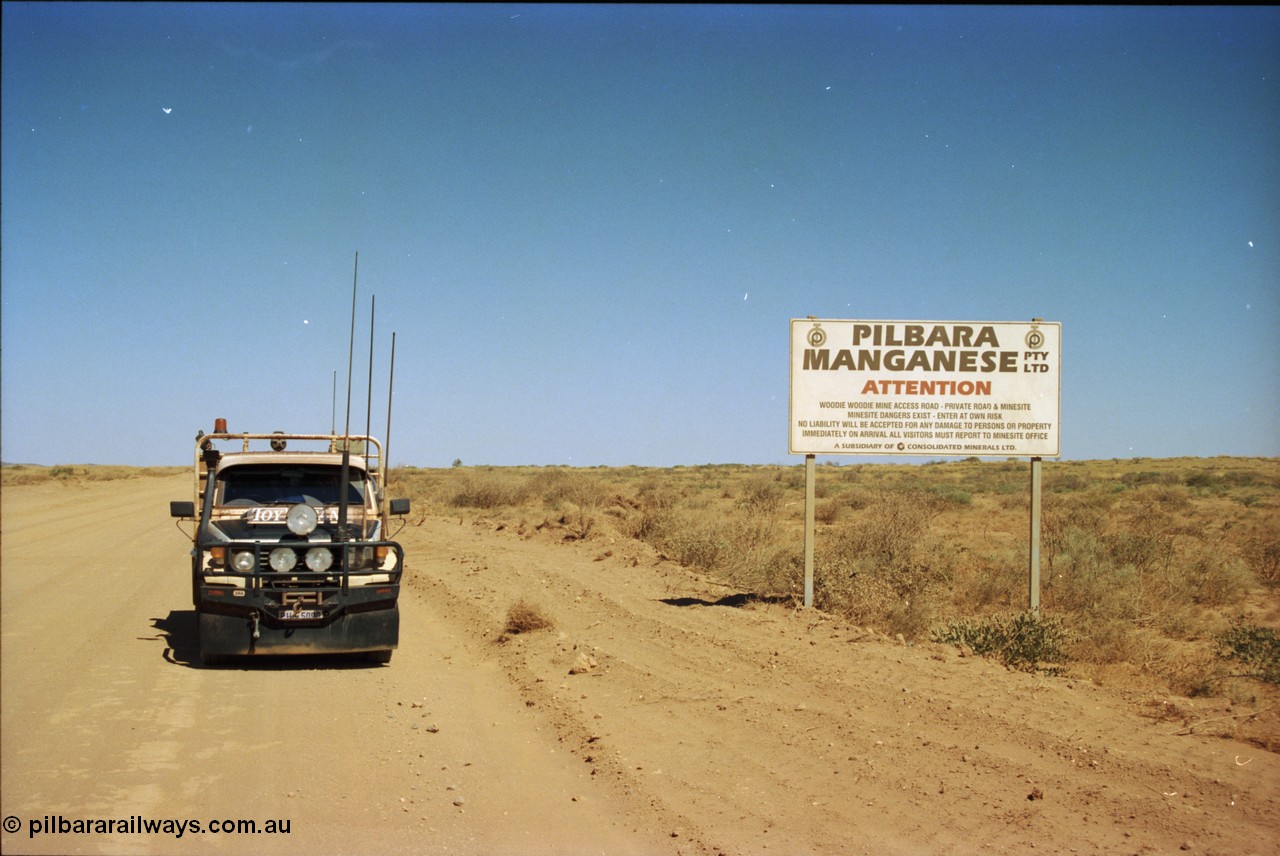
[[170, 500, 196, 519], [388, 498, 410, 516]]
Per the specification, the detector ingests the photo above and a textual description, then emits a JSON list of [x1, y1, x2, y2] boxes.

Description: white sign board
[[790, 319, 1060, 457]]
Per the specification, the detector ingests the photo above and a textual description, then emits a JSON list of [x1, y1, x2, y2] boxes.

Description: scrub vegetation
[[390, 456, 1280, 702], [1, 464, 184, 485], [7, 458, 1274, 702]]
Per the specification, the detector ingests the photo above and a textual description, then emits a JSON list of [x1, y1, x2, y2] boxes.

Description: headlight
[[305, 547, 333, 572], [232, 551, 256, 572], [268, 547, 298, 572], [286, 503, 319, 536], [347, 546, 374, 570]]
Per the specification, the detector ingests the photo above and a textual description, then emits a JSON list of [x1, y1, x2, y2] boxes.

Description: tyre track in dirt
[[400, 514, 1280, 856]]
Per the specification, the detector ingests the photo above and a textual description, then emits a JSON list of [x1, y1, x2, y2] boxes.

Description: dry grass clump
[[448, 471, 530, 509], [503, 598, 554, 635]]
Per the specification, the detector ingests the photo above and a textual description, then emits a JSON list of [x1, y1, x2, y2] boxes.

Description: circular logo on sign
[[1025, 328, 1045, 350], [807, 325, 826, 348]]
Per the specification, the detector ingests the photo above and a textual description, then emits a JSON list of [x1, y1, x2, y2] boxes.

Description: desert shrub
[[1047, 472, 1089, 493], [816, 536, 948, 639], [1104, 525, 1174, 576], [847, 487, 942, 568], [625, 482, 683, 541], [815, 555, 928, 636], [389, 467, 456, 509], [956, 552, 1023, 610], [1123, 471, 1179, 488], [806, 487, 953, 637], [1039, 494, 1107, 573], [1243, 535, 1280, 588], [1068, 616, 1139, 665], [1042, 528, 1139, 621], [1216, 622, 1280, 685], [448, 473, 528, 508], [931, 611, 1070, 673], [843, 488, 875, 511], [528, 468, 600, 507], [531, 470, 607, 538], [503, 599, 554, 635], [1178, 540, 1253, 607], [661, 521, 730, 570], [737, 476, 785, 517], [928, 485, 972, 507], [741, 544, 803, 598], [814, 497, 843, 525]]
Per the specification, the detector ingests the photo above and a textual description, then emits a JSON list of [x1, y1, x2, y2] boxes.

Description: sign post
[[789, 319, 1061, 609], [804, 454, 815, 607], [1029, 456, 1043, 611]]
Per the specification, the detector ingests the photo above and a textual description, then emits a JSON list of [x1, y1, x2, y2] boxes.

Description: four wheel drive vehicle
[[170, 420, 410, 666]]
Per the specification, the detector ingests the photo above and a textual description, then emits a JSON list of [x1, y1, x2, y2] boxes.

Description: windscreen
[[217, 465, 367, 506]]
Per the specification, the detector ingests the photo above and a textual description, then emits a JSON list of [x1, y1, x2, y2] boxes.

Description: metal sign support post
[[804, 454, 816, 608], [1029, 456, 1043, 612]]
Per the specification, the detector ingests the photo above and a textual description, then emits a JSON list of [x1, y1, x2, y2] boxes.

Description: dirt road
[[3, 474, 1277, 855]]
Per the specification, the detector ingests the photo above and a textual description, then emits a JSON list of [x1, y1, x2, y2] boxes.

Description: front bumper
[[195, 538, 404, 657], [198, 604, 399, 656]]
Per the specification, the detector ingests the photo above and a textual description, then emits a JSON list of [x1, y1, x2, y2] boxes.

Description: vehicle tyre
[[366, 650, 393, 664]]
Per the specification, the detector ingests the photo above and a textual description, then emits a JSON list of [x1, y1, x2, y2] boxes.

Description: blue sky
[[3, 4, 1277, 467]]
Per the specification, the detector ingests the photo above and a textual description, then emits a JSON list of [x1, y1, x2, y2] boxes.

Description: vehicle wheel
[[366, 650, 393, 664]]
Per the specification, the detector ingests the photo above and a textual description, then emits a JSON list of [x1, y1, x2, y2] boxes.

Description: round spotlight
[[286, 503, 318, 536], [305, 547, 333, 572], [232, 551, 256, 572], [270, 431, 287, 451], [268, 547, 297, 572]]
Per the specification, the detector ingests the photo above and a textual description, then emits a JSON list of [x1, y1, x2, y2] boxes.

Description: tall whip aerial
[[338, 252, 359, 542]]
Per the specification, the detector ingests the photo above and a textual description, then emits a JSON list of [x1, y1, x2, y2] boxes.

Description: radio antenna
[[338, 251, 358, 542], [383, 331, 397, 513], [365, 293, 376, 469]]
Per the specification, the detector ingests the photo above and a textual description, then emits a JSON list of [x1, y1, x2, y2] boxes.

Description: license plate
[[279, 609, 324, 621]]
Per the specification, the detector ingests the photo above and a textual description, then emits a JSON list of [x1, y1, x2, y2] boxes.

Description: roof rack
[[192, 429, 384, 509]]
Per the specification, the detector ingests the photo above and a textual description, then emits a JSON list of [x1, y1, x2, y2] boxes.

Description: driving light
[[305, 547, 333, 572], [286, 503, 319, 536], [268, 547, 297, 572], [232, 551, 256, 572]]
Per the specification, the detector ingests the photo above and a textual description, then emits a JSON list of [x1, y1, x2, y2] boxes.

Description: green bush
[[1216, 621, 1280, 685], [931, 611, 1070, 673]]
